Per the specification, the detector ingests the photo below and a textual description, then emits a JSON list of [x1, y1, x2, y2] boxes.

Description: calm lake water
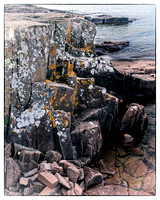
[[37, 4, 156, 60]]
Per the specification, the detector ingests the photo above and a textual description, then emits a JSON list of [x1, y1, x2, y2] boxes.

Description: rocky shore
[[84, 15, 132, 25], [4, 5, 155, 196]]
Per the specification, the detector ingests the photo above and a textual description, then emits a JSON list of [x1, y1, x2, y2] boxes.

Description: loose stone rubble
[[4, 5, 155, 196]]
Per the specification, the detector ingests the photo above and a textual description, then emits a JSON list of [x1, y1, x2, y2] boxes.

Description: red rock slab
[[19, 177, 29, 186], [124, 157, 147, 177], [74, 183, 83, 195], [4, 189, 21, 196], [39, 185, 61, 196], [5, 158, 21, 188], [55, 173, 70, 189], [24, 168, 38, 177], [39, 186, 53, 196], [102, 185, 128, 195], [84, 166, 103, 188], [126, 147, 144, 156], [67, 189, 76, 195], [105, 177, 121, 185], [128, 188, 152, 196], [113, 60, 155, 74], [38, 171, 58, 189], [52, 161, 63, 175], [67, 165, 80, 183]]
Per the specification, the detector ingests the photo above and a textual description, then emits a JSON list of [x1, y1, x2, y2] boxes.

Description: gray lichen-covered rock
[[30, 81, 76, 114], [7, 101, 55, 153], [5, 20, 55, 113]]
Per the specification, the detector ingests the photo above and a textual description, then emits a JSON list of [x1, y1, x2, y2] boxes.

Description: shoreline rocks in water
[[95, 41, 129, 55], [4, 4, 155, 196], [85, 15, 132, 25]]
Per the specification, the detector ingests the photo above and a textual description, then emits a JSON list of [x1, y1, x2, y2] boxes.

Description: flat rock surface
[[112, 59, 156, 96], [113, 59, 155, 76]]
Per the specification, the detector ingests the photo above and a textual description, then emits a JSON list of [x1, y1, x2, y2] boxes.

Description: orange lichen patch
[[68, 62, 73, 73], [60, 94, 67, 103], [53, 90, 58, 100], [75, 101, 79, 107], [49, 98, 53, 104], [52, 86, 56, 90], [66, 20, 73, 44], [80, 79, 88, 87], [81, 15, 85, 19], [45, 80, 52, 83], [106, 94, 115, 99], [68, 112, 71, 115], [68, 72, 75, 77], [53, 70, 56, 77], [43, 91, 49, 96], [21, 128, 24, 131], [49, 116, 56, 128], [49, 64, 55, 70], [80, 61, 84, 68], [47, 110, 52, 118], [64, 120, 69, 127], [70, 92, 76, 109], [56, 75, 61, 79], [12, 130, 14, 133], [50, 77, 54, 81], [4, 113, 6, 116], [80, 79, 94, 87]]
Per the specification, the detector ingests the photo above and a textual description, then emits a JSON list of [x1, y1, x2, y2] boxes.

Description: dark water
[[37, 4, 156, 60]]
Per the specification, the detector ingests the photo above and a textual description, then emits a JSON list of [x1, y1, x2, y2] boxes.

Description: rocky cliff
[[4, 5, 151, 195]]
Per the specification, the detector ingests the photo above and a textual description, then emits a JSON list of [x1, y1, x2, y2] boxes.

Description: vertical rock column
[[47, 45, 57, 81]]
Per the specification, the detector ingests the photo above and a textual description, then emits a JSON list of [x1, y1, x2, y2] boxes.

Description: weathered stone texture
[[38, 171, 58, 189], [5, 158, 21, 188], [84, 166, 103, 188], [71, 121, 102, 163]]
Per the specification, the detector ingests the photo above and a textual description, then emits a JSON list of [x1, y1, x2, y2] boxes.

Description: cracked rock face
[[5, 9, 117, 162], [4, 6, 152, 196]]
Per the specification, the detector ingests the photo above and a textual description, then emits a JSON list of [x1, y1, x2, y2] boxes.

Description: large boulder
[[71, 121, 103, 164], [121, 103, 148, 142]]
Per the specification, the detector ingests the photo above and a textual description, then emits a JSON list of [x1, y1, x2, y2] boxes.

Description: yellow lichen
[[60, 94, 67, 103], [64, 120, 69, 127], [56, 75, 61, 79]]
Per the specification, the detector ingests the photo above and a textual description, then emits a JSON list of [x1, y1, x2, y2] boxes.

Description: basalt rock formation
[[4, 5, 150, 196], [5, 5, 119, 165]]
